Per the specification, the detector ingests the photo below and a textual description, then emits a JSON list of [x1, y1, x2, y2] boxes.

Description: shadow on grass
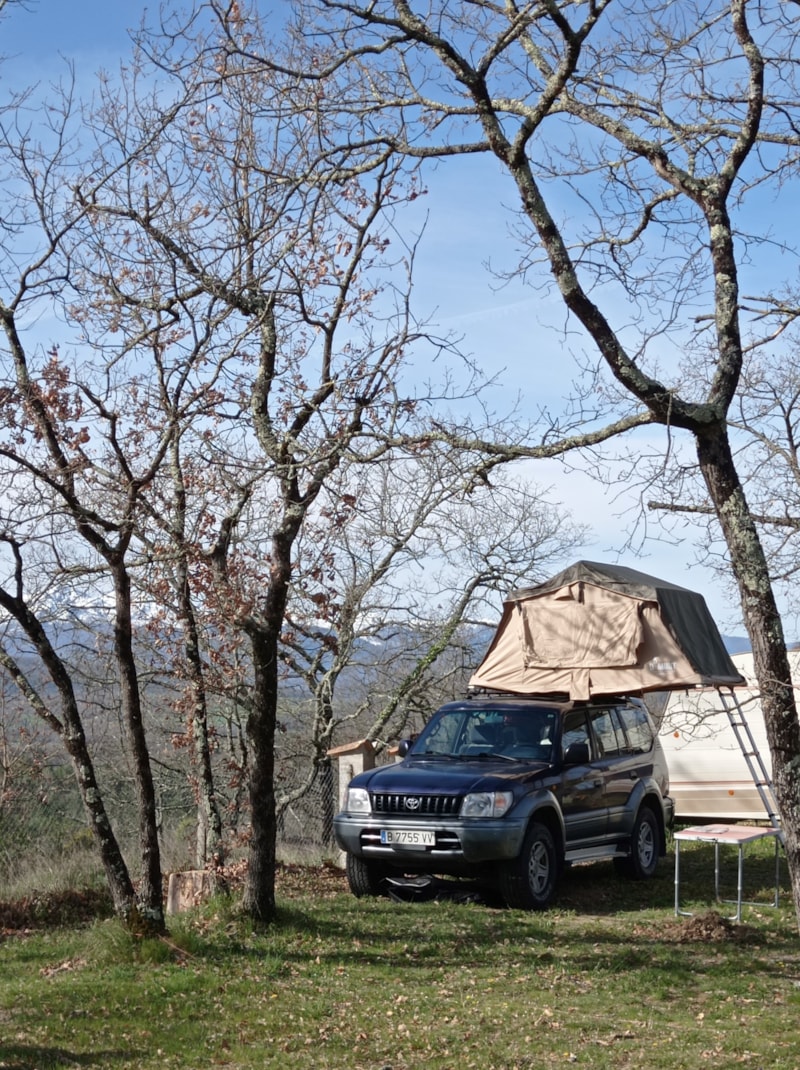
[[556, 838, 789, 913], [0, 1043, 134, 1069], [267, 896, 800, 999], [262, 844, 797, 987]]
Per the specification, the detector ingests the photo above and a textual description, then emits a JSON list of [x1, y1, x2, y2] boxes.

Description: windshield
[[411, 705, 557, 762]]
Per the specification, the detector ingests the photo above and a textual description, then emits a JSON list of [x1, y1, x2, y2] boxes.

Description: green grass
[[1, 840, 799, 1069]]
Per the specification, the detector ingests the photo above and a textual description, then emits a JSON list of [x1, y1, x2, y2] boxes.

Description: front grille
[[371, 792, 462, 817]]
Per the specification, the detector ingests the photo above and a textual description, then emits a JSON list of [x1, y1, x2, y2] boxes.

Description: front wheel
[[616, 805, 660, 880], [500, 821, 559, 910], [345, 853, 389, 898]]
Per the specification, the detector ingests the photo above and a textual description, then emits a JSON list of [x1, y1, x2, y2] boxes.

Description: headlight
[[460, 790, 514, 818], [346, 787, 372, 814]]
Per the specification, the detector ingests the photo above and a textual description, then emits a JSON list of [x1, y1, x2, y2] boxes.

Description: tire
[[500, 821, 559, 910], [345, 853, 389, 898], [616, 805, 660, 880]]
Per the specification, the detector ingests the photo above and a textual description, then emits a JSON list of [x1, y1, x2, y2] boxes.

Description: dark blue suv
[[333, 695, 674, 909]]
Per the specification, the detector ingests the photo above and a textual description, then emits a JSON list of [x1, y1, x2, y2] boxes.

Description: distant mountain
[[723, 635, 751, 655]]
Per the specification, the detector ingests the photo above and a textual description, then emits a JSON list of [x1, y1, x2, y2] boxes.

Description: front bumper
[[333, 811, 529, 866]]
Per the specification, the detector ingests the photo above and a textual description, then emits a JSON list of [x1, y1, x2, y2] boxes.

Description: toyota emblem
[[404, 797, 422, 811]]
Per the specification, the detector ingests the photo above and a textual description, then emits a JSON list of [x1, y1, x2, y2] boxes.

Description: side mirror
[[397, 739, 412, 758], [563, 741, 590, 765]]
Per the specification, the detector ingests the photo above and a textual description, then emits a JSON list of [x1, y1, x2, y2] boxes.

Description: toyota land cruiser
[[333, 694, 674, 909]]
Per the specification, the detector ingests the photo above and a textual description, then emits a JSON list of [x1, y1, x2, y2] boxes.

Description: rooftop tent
[[468, 560, 745, 701]]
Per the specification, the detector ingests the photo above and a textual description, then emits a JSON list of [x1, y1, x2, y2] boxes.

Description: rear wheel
[[500, 821, 559, 910], [615, 805, 659, 880], [345, 853, 389, 898]]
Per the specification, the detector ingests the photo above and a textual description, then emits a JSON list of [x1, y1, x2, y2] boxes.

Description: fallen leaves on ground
[[633, 910, 755, 944]]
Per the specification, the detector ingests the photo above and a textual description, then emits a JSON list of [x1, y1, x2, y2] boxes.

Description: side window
[[562, 710, 592, 757], [615, 704, 654, 754], [589, 708, 625, 757]]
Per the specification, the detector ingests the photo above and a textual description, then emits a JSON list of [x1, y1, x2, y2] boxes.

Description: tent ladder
[[718, 688, 783, 842]]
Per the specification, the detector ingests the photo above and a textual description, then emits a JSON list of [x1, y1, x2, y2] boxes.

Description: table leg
[[714, 842, 720, 903], [735, 845, 744, 922], [774, 837, 781, 908]]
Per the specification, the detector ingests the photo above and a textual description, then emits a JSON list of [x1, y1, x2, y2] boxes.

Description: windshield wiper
[[462, 751, 518, 763]]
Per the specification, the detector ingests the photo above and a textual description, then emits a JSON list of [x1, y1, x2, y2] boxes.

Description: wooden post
[[326, 739, 376, 867]]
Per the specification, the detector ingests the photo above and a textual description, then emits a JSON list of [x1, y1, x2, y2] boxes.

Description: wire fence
[[0, 733, 397, 900]]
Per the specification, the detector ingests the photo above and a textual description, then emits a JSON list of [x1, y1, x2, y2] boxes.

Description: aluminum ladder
[[718, 687, 784, 842]]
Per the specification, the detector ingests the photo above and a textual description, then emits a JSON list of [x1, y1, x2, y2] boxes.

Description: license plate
[[380, 828, 435, 847]]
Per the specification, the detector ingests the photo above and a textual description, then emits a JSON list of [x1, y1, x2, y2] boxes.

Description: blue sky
[[1, 0, 758, 637], [3, 0, 136, 74]]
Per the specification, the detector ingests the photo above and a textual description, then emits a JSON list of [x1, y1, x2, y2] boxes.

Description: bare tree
[[0, 0, 555, 923], [0, 69, 185, 926], [646, 335, 800, 629], [3, 3, 558, 922], [67, 8, 527, 922], [280, 457, 588, 838], [0, 543, 138, 915], [0, 346, 171, 930]]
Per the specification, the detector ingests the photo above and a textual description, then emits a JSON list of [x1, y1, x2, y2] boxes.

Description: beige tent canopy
[[469, 560, 745, 701]]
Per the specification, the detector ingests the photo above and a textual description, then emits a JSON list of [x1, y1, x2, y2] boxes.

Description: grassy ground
[[1, 838, 799, 1070]]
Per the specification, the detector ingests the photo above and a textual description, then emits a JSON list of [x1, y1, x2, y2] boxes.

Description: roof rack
[[465, 687, 572, 702]]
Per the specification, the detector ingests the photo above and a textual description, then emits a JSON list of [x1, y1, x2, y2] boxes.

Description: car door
[[597, 703, 654, 840], [559, 708, 609, 847]]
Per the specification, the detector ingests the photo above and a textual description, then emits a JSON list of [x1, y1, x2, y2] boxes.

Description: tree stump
[[166, 870, 217, 915]]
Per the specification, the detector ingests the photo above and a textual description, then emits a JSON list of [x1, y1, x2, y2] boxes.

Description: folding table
[[674, 823, 781, 922]]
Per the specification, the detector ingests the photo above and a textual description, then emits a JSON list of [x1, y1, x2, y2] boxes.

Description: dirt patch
[[0, 886, 115, 934], [636, 910, 757, 944]]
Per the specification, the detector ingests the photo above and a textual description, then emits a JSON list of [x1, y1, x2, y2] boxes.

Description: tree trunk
[[696, 427, 800, 931], [318, 757, 336, 847], [242, 629, 278, 923], [112, 562, 165, 932], [172, 437, 226, 873], [65, 732, 138, 916], [0, 602, 137, 918], [180, 575, 225, 872]]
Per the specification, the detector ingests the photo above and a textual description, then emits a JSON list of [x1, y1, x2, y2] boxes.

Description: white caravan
[[657, 650, 795, 822]]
